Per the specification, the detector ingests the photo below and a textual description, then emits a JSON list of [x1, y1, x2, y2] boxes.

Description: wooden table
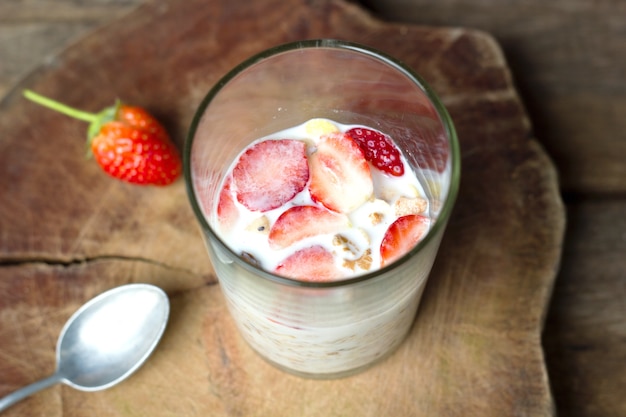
[[0, 1, 624, 416]]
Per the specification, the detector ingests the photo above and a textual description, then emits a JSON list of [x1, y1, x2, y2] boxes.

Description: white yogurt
[[202, 119, 436, 377], [212, 118, 431, 279]]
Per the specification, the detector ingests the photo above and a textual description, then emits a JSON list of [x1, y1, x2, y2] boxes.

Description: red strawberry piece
[[216, 177, 239, 232], [232, 139, 309, 212], [116, 105, 170, 140], [269, 206, 349, 249], [22, 89, 181, 186], [380, 214, 430, 266], [275, 245, 342, 281], [91, 121, 181, 185], [347, 127, 405, 176], [308, 133, 373, 213]]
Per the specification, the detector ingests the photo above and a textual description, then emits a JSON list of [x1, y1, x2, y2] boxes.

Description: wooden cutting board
[[0, 0, 565, 415]]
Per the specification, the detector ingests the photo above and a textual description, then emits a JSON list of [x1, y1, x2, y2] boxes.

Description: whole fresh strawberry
[[23, 89, 182, 186]]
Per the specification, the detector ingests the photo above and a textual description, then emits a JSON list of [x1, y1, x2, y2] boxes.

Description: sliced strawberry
[[232, 139, 309, 212], [308, 133, 373, 213], [380, 214, 430, 266], [269, 206, 349, 249], [216, 177, 238, 232], [347, 127, 405, 176], [275, 246, 342, 281]]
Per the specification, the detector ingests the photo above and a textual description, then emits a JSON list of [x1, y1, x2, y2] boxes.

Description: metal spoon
[[0, 283, 169, 412]]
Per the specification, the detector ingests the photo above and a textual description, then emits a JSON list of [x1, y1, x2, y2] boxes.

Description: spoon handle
[[0, 373, 62, 412]]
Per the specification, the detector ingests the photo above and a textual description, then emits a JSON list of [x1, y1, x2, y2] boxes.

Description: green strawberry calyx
[[22, 89, 121, 155]]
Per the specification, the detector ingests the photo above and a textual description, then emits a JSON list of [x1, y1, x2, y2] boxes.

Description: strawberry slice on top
[[308, 133, 373, 213], [347, 127, 405, 177], [216, 177, 238, 232], [380, 214, 430, 266], [275, 245, 342, 282], [269, 206, 349, 249], [232, 139, 309, 212]]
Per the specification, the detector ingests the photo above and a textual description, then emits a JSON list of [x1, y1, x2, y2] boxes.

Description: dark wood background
[[0, 1, 624, 416]]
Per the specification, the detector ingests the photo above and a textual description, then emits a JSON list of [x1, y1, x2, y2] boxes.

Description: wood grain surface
[[0, 0, 620, 416], [355, 3, 626, 416]]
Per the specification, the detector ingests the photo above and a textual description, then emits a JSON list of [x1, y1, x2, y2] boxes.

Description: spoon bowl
[[0, 283, 169, 411]]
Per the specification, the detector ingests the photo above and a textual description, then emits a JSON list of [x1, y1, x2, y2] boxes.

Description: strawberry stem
[[23, 89, 98, 123]]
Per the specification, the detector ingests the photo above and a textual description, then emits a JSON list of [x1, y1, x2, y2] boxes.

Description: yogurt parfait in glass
[[184, 39, 460, 379]]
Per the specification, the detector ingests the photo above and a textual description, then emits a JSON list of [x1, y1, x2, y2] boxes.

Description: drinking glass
[[184, 39, 460, 379]]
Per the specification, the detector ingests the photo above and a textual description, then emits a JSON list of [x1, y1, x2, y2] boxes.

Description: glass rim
[[183, 38, 461, 289]]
